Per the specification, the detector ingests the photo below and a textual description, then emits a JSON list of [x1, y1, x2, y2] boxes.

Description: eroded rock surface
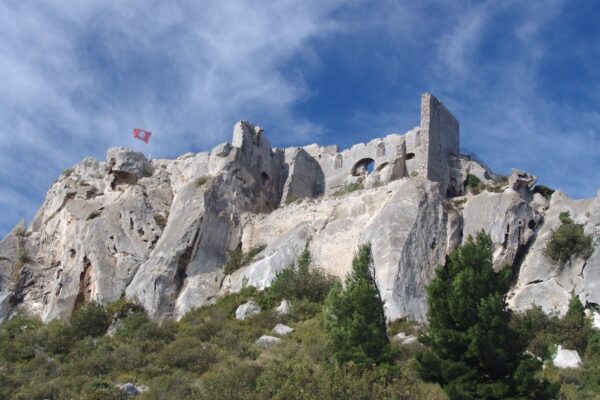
[[1, 93, 598, 326]]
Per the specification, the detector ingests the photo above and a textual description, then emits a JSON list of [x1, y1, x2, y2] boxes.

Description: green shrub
[[195, 176, 210, 188], [81, 379, 128, 400], [267, 245, 337, 305], [42, 319, 73, 354], [106, 297, 145, 320], [533, 184, 555, 200], [153, 213, 168, 228], [223, 245, 266, 275], [70, 302, 110, 339], [0, 311, 43, 362], [465, 174, 485, 195], [157, 337, 218, 373], [331, 182, 363, 197], [546, 212, 593, 265]]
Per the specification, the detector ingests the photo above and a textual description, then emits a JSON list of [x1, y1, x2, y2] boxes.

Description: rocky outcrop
[[508, 190, 600, 315], [1, 93, 598, 326]]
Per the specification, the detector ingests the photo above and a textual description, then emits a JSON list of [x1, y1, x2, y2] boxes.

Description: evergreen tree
[[416, 232, 558, 399], [322, 243, 389, 366]]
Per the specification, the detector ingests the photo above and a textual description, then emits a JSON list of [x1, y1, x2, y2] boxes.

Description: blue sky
[[1, 0, 599, 237]]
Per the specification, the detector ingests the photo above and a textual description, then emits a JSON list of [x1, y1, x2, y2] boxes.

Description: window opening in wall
[[377, 142, 386, 156], [351, 158, 375, 176], [334, 154, 343, 169]]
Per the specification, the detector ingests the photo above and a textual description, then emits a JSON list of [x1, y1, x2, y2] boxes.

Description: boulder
[[256, 335, 281, 347], [118, 382, 148, 395], [235, 300, 261, 321], [392, 332, 418, 345], [552, 345, 582, 369], [274, 299, 291, 315], [272, 323, 294, 336]]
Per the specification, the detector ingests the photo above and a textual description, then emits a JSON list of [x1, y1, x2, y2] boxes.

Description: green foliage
[[546, 211, 593, 265], [417, 232, 558, 399], [224, 245, 267, 275], [0, 311, 44, 362], [267, 244, 338, 305], [465, 173, 485, 194], [331, 182, 364, 197], [323, 243, 390, 366], [62, 168, 74, 177], [533, 184, 555, 200], [70, 301, 110, 339], [153, 213, 168, 228], [195, 175, 210, 187]]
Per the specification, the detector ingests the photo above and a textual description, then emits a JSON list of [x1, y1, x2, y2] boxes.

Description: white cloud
[[0, 0, 345, 234]]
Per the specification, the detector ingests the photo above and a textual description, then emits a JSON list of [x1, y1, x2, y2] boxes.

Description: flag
[[133, 128, 152, 143]]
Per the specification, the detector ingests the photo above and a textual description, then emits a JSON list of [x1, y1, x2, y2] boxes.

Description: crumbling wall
[[280, 148, 325, 203], [418, 93, 460, 196]]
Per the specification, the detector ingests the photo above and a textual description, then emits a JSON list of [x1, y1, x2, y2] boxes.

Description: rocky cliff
[[0, 94, 598, 324]]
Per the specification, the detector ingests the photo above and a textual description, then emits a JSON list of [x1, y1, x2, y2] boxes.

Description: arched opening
[[351, 158, 375, 176], [261, 172, 270, 185], [405, 152, 415, 160]]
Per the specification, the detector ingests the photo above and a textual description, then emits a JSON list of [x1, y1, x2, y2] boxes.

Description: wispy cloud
[[0, 0, 344, 234], [1, 0, 599, 237]]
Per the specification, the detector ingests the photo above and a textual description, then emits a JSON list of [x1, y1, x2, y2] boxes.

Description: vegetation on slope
[[0, 236, 599, 399], [546, 211, 593, 266]]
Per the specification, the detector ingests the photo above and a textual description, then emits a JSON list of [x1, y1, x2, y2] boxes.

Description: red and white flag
[[133, 128, 152, 144]]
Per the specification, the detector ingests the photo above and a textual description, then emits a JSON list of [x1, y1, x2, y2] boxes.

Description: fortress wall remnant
[[417, 93, 459, 196], [300, 127, 422, 194], [280, 148, 325, 203]]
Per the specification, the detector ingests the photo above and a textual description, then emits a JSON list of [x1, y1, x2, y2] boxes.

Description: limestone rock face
[[508, 190, 600, 315], [225, 178, 448, 322], [1, 93, 599, 326], [462, 190, 539, 269]]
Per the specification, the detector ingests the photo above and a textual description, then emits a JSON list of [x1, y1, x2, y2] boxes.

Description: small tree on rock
[[417, 232, 558, 399], [322, 243, 389, 366]]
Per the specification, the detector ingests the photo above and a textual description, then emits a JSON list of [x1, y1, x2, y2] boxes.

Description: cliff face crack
[[73, 256, 93, 310], [173, 226, 202, 299]]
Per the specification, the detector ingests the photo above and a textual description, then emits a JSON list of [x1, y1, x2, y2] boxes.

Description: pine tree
[[322, 243, 389, 366], [416, 232, 558, 399]]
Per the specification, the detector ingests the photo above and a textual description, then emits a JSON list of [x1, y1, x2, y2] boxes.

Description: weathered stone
[[274, 299, 291, 315], [256, 335, 281, 347], [235, 300, 261, 320], [552, 345, 582, 369], [392, 332, 418, 345], [462, 190, 538, 269], [272, 323, 294, 336]]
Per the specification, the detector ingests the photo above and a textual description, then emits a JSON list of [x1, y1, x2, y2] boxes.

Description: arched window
[[351, 158, 375, 176]]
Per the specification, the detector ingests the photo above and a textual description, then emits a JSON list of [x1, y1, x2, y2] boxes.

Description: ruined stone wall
[[417, 93, 460, 196]]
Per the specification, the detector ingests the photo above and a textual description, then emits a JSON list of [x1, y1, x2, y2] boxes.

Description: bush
[[331, 182, 363, 197], [546, 212, 593, 265], [0, 311, 43, 362], [465, 174, 485, 194], [195, 176, 210, 187], [224, 245, 266, 275], [267, 245, 338, 305], [533, 184, 555, 200], [157, 337, 217, 373], [70, 302, 110, 339]]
